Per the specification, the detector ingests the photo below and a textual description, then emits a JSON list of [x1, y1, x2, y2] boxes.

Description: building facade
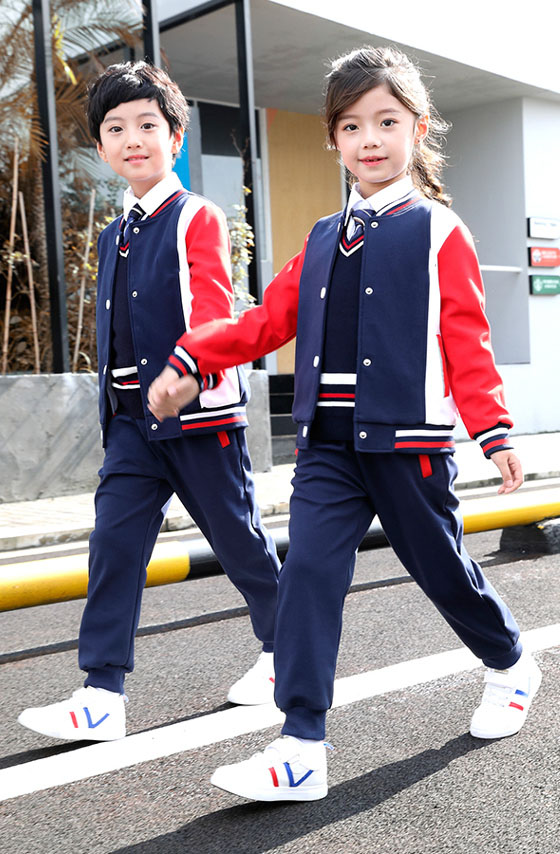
[[122, 0, 560, 436]]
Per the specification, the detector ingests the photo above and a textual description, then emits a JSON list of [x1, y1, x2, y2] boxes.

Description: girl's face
[[97, 98, 183, 197], [333, 82, 428, 197]]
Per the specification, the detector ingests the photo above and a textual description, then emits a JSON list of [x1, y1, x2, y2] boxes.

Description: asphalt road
[[0, 528, 559, 854]]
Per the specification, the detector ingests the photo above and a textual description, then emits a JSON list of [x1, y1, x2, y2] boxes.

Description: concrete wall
[[0, 370, 272, 503], [505, 98, 560, 434], [445, 97, 560, 436], [445, 98, 530, 365]]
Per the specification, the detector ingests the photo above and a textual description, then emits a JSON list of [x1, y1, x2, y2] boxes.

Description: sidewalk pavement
[[0, 433, 559, 553]]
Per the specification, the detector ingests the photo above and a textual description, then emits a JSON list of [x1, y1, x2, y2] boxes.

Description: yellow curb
[[462, 487, 560, 534], [1, 488, 558, 612], [0, 540, 190, 612]]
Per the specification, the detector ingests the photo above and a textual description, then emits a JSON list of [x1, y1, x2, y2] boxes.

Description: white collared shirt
[[344, 176, 415, 237], [122, 171, 183, 219]]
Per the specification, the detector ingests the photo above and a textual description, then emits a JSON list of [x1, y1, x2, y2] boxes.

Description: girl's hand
[[490, 449, 524, 494], [147, 367, 200, 422]]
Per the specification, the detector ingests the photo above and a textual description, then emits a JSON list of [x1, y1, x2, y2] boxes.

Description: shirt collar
[[122, 172, 183, 218], [344, 176, 415, 223]]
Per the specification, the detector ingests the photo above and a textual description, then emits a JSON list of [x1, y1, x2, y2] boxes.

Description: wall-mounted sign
[[528, 246, 560, 267], [530, 275, 560, 295], [527, 217, 560, 239]]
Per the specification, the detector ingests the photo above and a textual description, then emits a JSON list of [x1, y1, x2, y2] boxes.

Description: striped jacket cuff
[[475, 425, 513, 458], [167, 346, 218, 391]]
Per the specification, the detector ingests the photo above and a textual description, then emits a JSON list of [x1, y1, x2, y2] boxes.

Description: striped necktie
[[345, 208, 371, 240], [121, 203, 145, 244], [340, 207, 371, 257]]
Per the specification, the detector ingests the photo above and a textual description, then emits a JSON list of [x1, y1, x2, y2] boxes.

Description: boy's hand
[[490, 449, 524, 494], [147, 367, 200, 422]]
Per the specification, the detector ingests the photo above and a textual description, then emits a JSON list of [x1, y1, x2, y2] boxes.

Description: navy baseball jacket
[[173, 178, 514, 458], [96, 173, 249, 446]]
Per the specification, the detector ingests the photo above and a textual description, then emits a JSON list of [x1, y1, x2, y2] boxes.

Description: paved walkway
[[0, 432, 558, 552]]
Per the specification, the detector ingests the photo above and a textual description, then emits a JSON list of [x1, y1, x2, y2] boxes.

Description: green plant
[[228, 187, 256, 314], [0, 0, 140, 373], [0, 4, 258, 372]]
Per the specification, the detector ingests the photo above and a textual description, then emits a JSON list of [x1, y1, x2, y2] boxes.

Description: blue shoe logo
[[284, 762, 314, 787], [83, 707, 110, 729]]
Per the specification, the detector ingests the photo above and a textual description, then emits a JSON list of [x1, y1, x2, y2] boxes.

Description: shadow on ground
[[111, 733, 491, 854]]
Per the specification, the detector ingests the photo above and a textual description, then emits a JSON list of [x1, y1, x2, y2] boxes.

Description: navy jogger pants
[[79, 415, 280, 693], [275, 442, 522, 740]]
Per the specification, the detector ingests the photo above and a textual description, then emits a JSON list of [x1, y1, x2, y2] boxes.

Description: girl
[[148, 46, 541, 802]]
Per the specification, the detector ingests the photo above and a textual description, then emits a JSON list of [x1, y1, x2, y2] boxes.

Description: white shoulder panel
[[176, 195, 208, 330], [430, 202, 463, 256], [424, 202, 460, 426]]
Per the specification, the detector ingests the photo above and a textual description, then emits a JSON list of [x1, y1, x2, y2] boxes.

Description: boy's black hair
[[87, 61, 190, 143]]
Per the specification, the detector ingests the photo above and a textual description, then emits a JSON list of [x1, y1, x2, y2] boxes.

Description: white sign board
[[528, 217, 560, 240]]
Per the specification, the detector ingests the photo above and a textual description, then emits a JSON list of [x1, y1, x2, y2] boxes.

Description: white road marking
[[2, 623, 558, 802]]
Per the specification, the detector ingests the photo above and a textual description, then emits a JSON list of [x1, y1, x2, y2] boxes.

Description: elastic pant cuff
[[482, 639, 522, 671], [281, 705, 327, 740], [84, 668, 126, 694]]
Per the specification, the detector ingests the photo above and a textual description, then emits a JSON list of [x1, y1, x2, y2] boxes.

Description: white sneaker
[[211, 736, 329, 802], [470, 651, 542, 739], [227, 651, 275, 705], [18, 686, 126, 741]]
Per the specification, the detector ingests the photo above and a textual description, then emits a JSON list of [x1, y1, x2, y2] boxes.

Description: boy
[[18, 62, 280, 742]]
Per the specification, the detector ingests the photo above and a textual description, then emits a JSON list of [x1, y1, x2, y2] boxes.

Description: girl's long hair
[[324, 46, 451, 206]]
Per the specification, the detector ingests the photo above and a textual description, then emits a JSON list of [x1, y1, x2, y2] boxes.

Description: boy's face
[[333, 83, 428, 198], [97, 98, 183, 197]]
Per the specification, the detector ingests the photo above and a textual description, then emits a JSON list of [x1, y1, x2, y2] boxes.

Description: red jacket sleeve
[[438, 223, 513, 442], [186, 202, 234, 328], [174, 241, 307, 377]]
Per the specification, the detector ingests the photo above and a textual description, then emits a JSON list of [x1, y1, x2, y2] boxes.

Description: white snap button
[[359, 431, 367, 439], [313, 356, 320, 367], [105, 299, 110, 309], [140, 358, 147, 365], [133, 227, 140, 234], [132, 291, 138, 298], [320, 288, 326, 299], [371, 222, 379, 229], [363, 358, 371, 366], [365, 287, 373, 295], [151, 423, 158, 430]]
